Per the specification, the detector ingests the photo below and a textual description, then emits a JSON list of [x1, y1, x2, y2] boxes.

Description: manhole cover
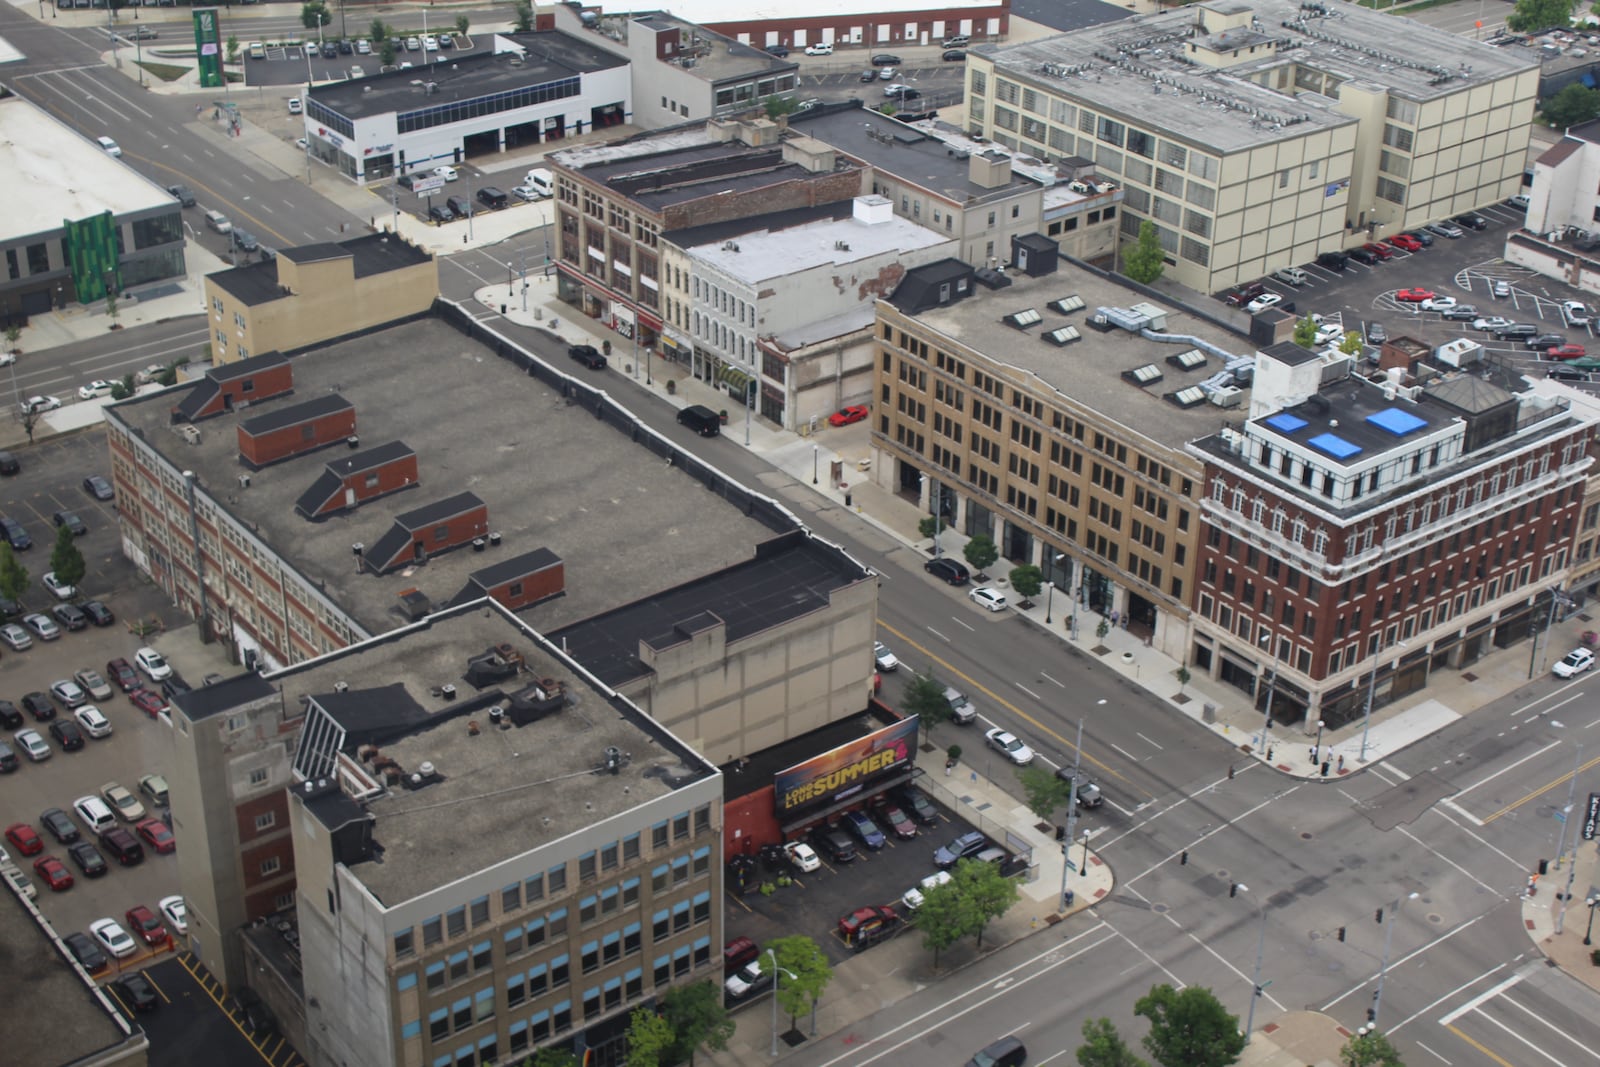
[[1152, 903, 1169, 914], [1427, 912, 1443, 924], [1301, 832, 1313, 839]]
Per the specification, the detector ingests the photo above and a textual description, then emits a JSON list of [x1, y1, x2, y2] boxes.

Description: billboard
[[193, 8, 223, 90], [774, 718, 918, 817]]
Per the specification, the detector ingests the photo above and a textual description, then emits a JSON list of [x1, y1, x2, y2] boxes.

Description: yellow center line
[[878, 620, 1133, 787], [1444, 1024, 1519, 1067], [1482, 751, 1600, 823]]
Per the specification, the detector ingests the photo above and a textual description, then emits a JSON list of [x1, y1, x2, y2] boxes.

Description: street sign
[[1585, 792, 1600, 840], [409, 174, 446, 195]]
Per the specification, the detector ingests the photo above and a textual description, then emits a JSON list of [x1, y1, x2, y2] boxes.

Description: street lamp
[[1258, 632, 1276, 756], [1372, 891, 1419, 1029], [1529, 587, 1574, 679], [1585, 895, 1599, 946], [1236, 884, 1269, 1045], [767, 949, 799, 1058], [1313, 718, 1325, 764], [1360, 639, 1407, 763], [812, 444, 818, 485], [1058, 719, 1086, 912], [1079, 828, 1091, 878], [1045, 553, 1065, 624]]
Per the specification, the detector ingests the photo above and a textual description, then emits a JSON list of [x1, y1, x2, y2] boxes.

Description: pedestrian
[[1337, 754, 1345, 773], [1309, 744, 1317, 763]]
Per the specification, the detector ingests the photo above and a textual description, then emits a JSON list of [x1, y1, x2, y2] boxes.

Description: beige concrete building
[[963, 0, 1538, 292], [202, 235, 437, 362], [872, 245, 1246, 659]]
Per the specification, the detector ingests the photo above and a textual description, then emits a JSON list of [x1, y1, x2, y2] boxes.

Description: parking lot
[[1225, 198, 1600, 389], [242, 34, 478, 89]]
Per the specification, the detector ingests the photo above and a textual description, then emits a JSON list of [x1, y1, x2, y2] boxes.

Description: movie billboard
[[774, 718, 918, 816]]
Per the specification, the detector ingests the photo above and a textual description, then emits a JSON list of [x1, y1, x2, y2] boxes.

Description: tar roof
[[1010, 0, 1138, 33], [623, 12, 797, 81], [548, 532, 868, 687], [897, 262, 1256, 448], [984, 0, 1534, 154], [0, 95, 175, 242], [794, 106, 1039, 204], [0, 900, 141, 1065], [277, 603, 713, 905], [1253, 377, 1452, 466], [207, 261, 288, 308], [109, 317, 777, 640], [309, 34, 625, 121]]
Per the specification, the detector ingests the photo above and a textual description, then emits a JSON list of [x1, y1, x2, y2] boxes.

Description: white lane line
[[1437, 798, 1485, 827], [1474, 1008, 1569, 1066], [1185, 930, 1286, 1011], [1413, 1041, 1451, 1064], [1107, 921, 1186, 989], [1111, 743, 1137, 762], [1522, 695, 1585, 725], [1136, 732, 1164, 750], [1429, 805, 1520, 868], [1455, 739, 1564, 796], [814, 925, 1118, 1067], [926, 627, 949, 644], [1324, 914, 1489, 1012], [1501, 993, 1600, 1061], [1015, 683, 1041, 702], [1438, 972, 1524, 1026], [1039, 671, 1065, 689], [1121, 787, 1295, 886]]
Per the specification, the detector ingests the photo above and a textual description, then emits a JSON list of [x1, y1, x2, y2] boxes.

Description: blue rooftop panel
[[1366, 407, 1427, 437], [1264, 413, 1308, 433], [1308, 433, 1361, 459]]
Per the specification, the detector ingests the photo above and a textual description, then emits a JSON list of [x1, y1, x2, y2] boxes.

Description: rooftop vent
[[334, 681, 349, 693], [974, 267, 1012, 290], [1123, 364, 1164, 386], [440, 683, 457, 701], [1048, 294, 1086, 314]]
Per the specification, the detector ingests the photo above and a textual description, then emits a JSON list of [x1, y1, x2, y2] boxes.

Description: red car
[[1394, 288, 1436, 303], [838, 904, 899, 939], [1363, 242, 1395, 261], [1550, 344, 1588, 360], [873, 802, 918, 840], [105, 658, 139, 693], [5, 822, 43, 856], [129, 689, 166, 719], [32, 855, 74, 891], [828, 405, 870, 427], [125, 905, 169, 946], [135, 818, 175, 854], [1387, 233, 1423, 252]]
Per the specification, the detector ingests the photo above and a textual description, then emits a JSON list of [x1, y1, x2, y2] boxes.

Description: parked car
[[1245, 292, 1282, 314], [873, 641, 899, 672], [426, 204, 455, 224], [0, 624, 29, 651], [32, 855, 72, 891], [1272, 266, 1309, 286], [91, 918, 137, 958], [1473, 317, 1513, 332], [1549, 344, 1588, 360], [64, 931, 108, 973], [828, 404, 869, 426], [1055, 769, 1105, 808], [135, 818, 175, 854], [871, 53, 901, 64], [724, 960, 774, 1001], [901, 869, 952, 910], [42, 572, 74, 600], [1554, 648, 1595, 677], [1348, 247, 1379, 265], [1394, 288, 1435, 303], [83, 475, 114, 501], [129, 689, 167, 718], [1363, 242, 1395, 261], [67, 840, 107, 877], [135, 647, 172, 681], [842, 809, 887, 850], [111, 973, 159, 1013], [1223, 281, 1266, 307], [784, 841, 820, 873], [1441, 305, 1479, 321], [1562, 300, 1591, 327], [160, 895, 187, 934], [567, 344, 606, 369], [765, 43, 789, 57], [74, 668, 113, 701], [1424, 221, 1464, 239], [1454, 213, 1489, 231], [965, 1036, 1028, 1067], [1525, 333, 1566, 351], [2, 517, 31, 549], [39, 808, 78, 844], [1366, 322, 1387, 345], [1315, 251, 1348, 271], [5, 822, 42, 856], [838, 904, 899, 941], [106, 658, 139, 692], [934, 830, 987, 868], [21, 691, 54, 721], [166, 184, 196, 208], [126, 904, 168, 946], [139, 774, 170, 807], [24, 613, 60, 641], [924, 557, 970, 585], [1387, 233, 1422, 252], [810, 825, 857, 864], [82, 602, 115, 627], [0, 701, 18, 729], [13, 729, 49, 762], [894, 786, 939, 825], [102, 783, 145, 822], [969, 586, 1008, 612], [723, 936, 760, 974], [803, 42, 833, 55], [874, 802, 917, 840], [943, 49, 967, 61], [74, 705, 112, 739], [985, 727, 1035, 765]]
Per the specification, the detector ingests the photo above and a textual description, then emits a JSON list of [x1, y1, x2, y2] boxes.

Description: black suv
[[568, 344, 606, 369], [82, 601, 114, 627], [1, 517, 30, 550], [924, 557, 970, 585], [49, 719, 84, 751], [1348, 246, 1379, 265], [1454, 213, 1489, 231], [21, 692, 54, 721], [811, 825, 857, 864], [1315, 251, 1348, 271], [446, 195, 473, 218], [40, 807, 79, 844], [0, 700, 18, 730], [167, 184, 196, 207], [1497, 324, 1539, 339], [893, 785, 939, 825], [765, 43, 789, 57], [232, 229, 260, 253]]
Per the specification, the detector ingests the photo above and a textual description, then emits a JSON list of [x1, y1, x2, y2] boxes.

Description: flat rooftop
[[624, 12, 798, 81], [0, 94, 175, 239], [309, 33, 625, 121], [596, 0, 999, 17], [794, 105, 1039, 205], [899, 263, 1256, 448], [110, 316, 776, 639], [1011, 0, 1133, 34], [671, 197, 955, 280], [280, 604, 713, 906], [0, 895, 142, 1065], [1253, 375, 1454, 467], [985, 0, 1535, 153]]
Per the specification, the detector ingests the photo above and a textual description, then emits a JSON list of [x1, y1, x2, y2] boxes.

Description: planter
[[665, 380, 676, 395]]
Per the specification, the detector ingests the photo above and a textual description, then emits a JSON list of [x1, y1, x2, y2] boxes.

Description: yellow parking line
[[1482, 751, 1600, 823], [142, 969, 173, 1004], [878, 620, 1129, 785], [1445, 1024, 1518, 1067]]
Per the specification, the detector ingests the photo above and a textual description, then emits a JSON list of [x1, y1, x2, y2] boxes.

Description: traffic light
[[1367, 1008, 1376, 1023], [1180, 850, 1188, 866], [1338, 926, 1346, 942], [1230, 883, 1239, 898], [1539, 858, 1550, 875], [1375, 907, 1384, 924]]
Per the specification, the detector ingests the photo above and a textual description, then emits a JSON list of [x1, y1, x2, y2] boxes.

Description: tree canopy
[[1017, 763, 1074, 822], [622, 1007, 675, 1067], [50, 525, 86, 594], [1078, 1017, 1150, 1067], [1340, 1030, 1406, 1067], [1009, 564, 1043, 601], [963, 533, 999, 574], [1508, 0, 1578, 33], [661, 980, 734, 1065], [1135, 984, 1245, 1067], [1293, 315, 1318, 349], [1124, 220, 1165, 284], [903, 672, 951, 742], [0, 544, 27, 604], [1544, 82, 1600, 128], [768, 935, 833, 1030]]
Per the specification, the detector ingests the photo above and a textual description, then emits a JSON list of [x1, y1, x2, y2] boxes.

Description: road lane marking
[[1474, 1008, 1569, 1066], [1039, 671, 1065, 688], [1120, 785, 1295, 886], [1397, 824, 1497, 892], [1322, 913, 1487, 1012], [1438, 797, 1484, 827], [1522, 694, 1584, 725], [1389, 960, 1509, 1034], [1438, 972, 1524, 1025], [950, 616, 975, 632], [1111, 743, 1137, 761], [1185, 929, 1286, 1011], [1483, 750, 1600, 823], [1455, 739, 1564, 796], [1136, 732, 1164, 750], [1501, 992, 1600, 1061], [1444, 1027, 1518, 1067], [1413, 1041, 1451, 1064], [1015, 683, 1040, 702]]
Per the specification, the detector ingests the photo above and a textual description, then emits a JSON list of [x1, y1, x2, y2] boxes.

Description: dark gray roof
[[1264, 341, 1322, 367], [313, 683, 431, 748], [327, 440, 414, 477], [1255, 379, 1452, 468], [240, 393, 352, 437], [208, 261, 288, 308], [888, 258, 974, 314], [278, 243, 346, 264], [465, 546, 561, 589], [211, 351, 290, 382], [547, 532, 867, 687], [342, 233, 433, 278], [1008, 0, 1132, 33], [665, 200, 853, 250], [1423, 373, 1516, 414], [170, 671, 277, 721], [395, 490, 484, 531]]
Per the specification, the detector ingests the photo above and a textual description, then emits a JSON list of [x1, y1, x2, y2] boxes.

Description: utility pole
[[1058, 719, 1085, 911], [1555, 744, 1584, 934]]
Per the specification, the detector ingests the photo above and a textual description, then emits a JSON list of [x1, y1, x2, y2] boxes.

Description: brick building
[[1188, 342, 1596, 729]]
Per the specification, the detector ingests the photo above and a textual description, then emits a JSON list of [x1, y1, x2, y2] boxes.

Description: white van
[[524, 168, 554, 199], [95, 136, 122, 158]]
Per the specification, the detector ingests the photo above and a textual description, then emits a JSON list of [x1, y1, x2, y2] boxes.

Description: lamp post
[[1236, 884, 1269, 1045], [1313, 718, 1325, 764], [1529, 587, 1573, 680], [812, 444, 818, 485], [1058, 719, 1085, 911], [1585, 895, 1599, 946], [767, 949, 799, 1058], [1553, 744, 1584, 934], [1372, 891, 1419, 1029], [1258, 632, 1276, 756], [1079, 827, 1091, 878], [1360, 639, 1407, 763], [1045, 553, 1065, 624]]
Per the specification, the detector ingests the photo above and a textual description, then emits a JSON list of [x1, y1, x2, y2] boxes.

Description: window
[[578, 851, 597, 883], [249, 768, 269, 785], [253, 811, 276, 831], [447, 906, 466, 938], [502, 882, 521, 912], [548, 864, 567, 894], [395, 929, 415, 959], [470, 896, 490, 927], [259, 856, 280, 876], [423, 917, 443, 947]]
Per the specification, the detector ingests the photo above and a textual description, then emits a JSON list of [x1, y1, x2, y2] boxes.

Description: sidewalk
[[1523, 835, 1600, 992]]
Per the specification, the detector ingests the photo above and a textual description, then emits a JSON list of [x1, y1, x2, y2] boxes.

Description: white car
[[901, 869, 952, 910], [804, 42, 833, 55], [985, 727, 1035, 765], [42, 572, 75, 600], [1245, 292, 1282, 314], [355, 38, 371, 55], [433, 165, 459, 182], [1473, 317, 1513, 332], [0, 624, 30, 651], [102, 782, 145, 821], [784, 841, 821, 873], [287, 97, 302, 115], [1313, 323, 1343, 346], [20, 395, 60, 415], [405, 35, 422, 50], [160, 895, 187, 934], [882, 83, 910, 97], [423, 34, 438, 51], [78, 380, 113, 400], [90, 918, 138, 959], [1420, 296, 1456, 312], [13, 728, 49, 762], [513, 184, 542, 202], [95, 136, 121, 157], [1563, 300, 1591, 327], [135, 647, 172, 681], [873, 641, 899, 672], [49, 678, 86, 707], [74, 705, 113, 739], [969, 587, 1008, 612], [1509, 193, 1530, 209], [1554, 648, 1595, 678]]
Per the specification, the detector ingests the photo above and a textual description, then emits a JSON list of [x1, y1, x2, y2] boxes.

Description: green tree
[[1508, 0, 1579, 33], [1018, 764, 1073, 822], [1544, 82, 1600, 128], [368, 17, 388, 43], [526, 1050, 582, 1067], [455, 14, 470, 36], [301, 1, 331, 29], [50, 524, 86, 595], [661, 980, 734, 1066], [951, 854, 1020, 948], [1339, 329, 1364, 356], [623, 1006, 675, 1067], [1340, 1030, 1405, 1067], [1176, 664, 1191, 695], [0, 543, 28, 604], [903, 671, 951, 743], [104, 285, 119, 325], [916, 872, 966, 967], [765, 96, 801, 119], [225, 35, 240, 63], [1078, 1017, 1150, 1067], [1135, 984, 1245, 1067], [1293, 314, 1317, 349], [380, 40, 397, 67], [1009, 563, 1043, 602], [110, 372, 135, 401], [962, 533, 998, 576], [154, 364, 178, 387], [918, 514, 942, 548], [768, 935, 832, 1031], [513, 0, 534, 32], [3, 324, 20, 353], [1124, 220, 1165, 284]]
